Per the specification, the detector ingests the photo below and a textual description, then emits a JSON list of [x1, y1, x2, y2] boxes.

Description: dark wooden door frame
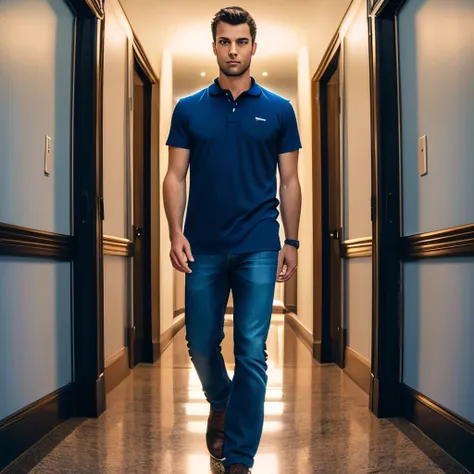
[[130, 38, 161, 364], [312, 35, 346, 365], [367, 3, 474, 471], [367, 0, 404, 418], [69, 0, 106, 418], [0, 0, 106, 469], [325, 57, 345, 368]]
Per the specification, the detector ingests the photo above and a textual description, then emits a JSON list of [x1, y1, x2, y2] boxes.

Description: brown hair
[[211, 6, 257, 43]]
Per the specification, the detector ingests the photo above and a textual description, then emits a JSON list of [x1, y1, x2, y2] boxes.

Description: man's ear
[[252, 41, 258, 56], [212, 42, 217, 56]]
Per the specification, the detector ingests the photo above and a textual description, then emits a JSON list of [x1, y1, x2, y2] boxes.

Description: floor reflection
[[14, 316, 464, 473], [158, 315, 313, 473]]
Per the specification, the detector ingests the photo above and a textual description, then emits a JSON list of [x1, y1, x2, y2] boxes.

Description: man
[[163, 6, 301, 473]]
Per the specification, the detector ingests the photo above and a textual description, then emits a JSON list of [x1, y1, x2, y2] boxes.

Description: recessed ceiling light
[[201, 72, 206, 77], [262, 72, 268, 77]]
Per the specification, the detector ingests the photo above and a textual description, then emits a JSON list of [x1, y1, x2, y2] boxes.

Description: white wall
[[103, 2, 129, 239], [104, 257, 128, 359], [160, 50, 175, 332], [343, 1, 372, 241], [400, 0, 474, 236], [0, 0, 73, 234], [296, 47, 313, 333], [294, 0, 354, 336], [308, 0, 353, 75], [115, 0, 161, 77], [102, 0, 133, 360], [345, 259, 372, 360], [399, 0, 474, 423], [403, 259, 474, 423], [0, 258, 72, 420], [342, 0, 372, 361], [0, 0, 74, 421]]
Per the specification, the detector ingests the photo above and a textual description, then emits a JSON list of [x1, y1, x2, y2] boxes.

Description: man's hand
[[170, 232, 194, 273], [277, 244, 298, 282]]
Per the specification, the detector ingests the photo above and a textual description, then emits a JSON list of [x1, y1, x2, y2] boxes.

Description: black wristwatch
[[284, 239, 299, 249]]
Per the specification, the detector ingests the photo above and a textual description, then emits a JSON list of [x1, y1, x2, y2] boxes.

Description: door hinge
[[99, 196, 105, 221], [133, 225, 142, 240], [371, 195, 376, 222]]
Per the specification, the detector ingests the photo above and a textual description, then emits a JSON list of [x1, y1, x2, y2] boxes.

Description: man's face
[[213, 21, 257, 77]]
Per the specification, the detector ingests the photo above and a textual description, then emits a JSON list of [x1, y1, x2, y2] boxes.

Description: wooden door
[[326, 63, 344, 367]]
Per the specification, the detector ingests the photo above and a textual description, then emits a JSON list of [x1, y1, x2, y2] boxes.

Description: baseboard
[[312, 341, 335, 364], [400, 384, 474, 472], [344, 346, 371, 394], [339, 328, 348, 369], [284, 312, 313, 352], [160, 314, 185, 355], [127, 327, 135, 367], [104, 347, 131, 394], [0, 384, 75, 471], [174, 307, 185, 318]]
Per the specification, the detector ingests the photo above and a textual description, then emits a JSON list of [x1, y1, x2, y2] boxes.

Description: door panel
[[132, 69, 145, 364], [326, 65, 343, 366]]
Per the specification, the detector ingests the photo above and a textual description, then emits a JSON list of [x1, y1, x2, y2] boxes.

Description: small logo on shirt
[[255, 117, 267, 122]]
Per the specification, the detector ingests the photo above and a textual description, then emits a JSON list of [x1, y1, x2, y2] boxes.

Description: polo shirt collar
[[209, 77, 262, 97]]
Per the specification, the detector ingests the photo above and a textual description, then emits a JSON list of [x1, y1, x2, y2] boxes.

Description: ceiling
[[119, 0, 352, 100], [172, 53, 299, 102]]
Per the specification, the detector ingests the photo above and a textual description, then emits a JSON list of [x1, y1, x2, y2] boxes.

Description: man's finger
[[276, 254, 285, 280], [170, 252, 185, 272], [175, 249, 192, 273], [183, 241, 194, 263], [280, 264, 297, 282]]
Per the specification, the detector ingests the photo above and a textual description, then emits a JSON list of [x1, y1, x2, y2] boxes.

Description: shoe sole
[[210, 456, 225, 474]]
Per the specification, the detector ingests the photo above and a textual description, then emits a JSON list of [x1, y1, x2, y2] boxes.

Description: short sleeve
[[278, 100, 302, 155], [166, 100, 190, 149]]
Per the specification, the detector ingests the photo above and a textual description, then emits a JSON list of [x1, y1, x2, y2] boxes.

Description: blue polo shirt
[[166, 77, 301, 255]]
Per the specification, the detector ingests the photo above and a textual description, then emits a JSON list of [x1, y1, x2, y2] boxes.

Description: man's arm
[[278, 150, 301, 240], [277, 150, 302, 282], [163, 146, 193, 273]]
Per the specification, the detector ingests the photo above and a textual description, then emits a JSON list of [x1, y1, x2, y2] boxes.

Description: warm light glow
[[266, 388, 283, 400], [185, 403, 209, 416], [187, 420, 283, 434], [262, 421, 283, 432], [187, 454, 212, 472], [262, 71, 268, 77], [264, 402, 284, 416], [184, 401, 282, 417], [253, 454, 280, 472], [201, 72, 206, 77], [187, 421, 210, 434], [187, 390, 206, 400]]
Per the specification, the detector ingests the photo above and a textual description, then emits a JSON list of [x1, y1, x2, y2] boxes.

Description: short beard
[[219, 61, 251, 78]]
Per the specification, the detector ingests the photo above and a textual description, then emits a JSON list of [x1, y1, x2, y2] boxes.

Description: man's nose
[[229, 43, 238, 57]]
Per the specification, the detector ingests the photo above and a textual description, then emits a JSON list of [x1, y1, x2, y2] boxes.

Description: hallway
[[4, 317, 465, 474]]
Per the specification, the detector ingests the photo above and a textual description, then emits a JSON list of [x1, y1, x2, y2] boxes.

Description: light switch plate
[[44, 135, 52, 176], [418, 135, 428, 176]]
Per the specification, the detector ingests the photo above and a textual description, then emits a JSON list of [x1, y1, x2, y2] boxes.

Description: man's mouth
[[227, 61, 240, 65]]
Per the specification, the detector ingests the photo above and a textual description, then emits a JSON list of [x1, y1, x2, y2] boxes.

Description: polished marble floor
[[4, 316, 468, 473]]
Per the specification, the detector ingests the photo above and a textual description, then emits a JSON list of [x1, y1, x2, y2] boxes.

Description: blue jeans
[[185, 251, 278, 468]]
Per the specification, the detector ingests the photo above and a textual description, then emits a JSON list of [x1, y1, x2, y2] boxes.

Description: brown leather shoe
[[206, 408, 226, 460], [225, 464, 250, 474]]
